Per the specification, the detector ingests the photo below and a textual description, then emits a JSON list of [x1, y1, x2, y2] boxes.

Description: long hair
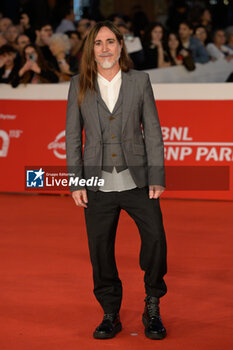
[[20, 44, 52, 84], [143, 22, 166, 48], [165, 32, 183, 66], [77, 20, 132, 107]]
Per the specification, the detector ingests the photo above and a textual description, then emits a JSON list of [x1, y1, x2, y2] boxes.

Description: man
[[3, 25, 20, 49], [55, 7, 76, 33], [179, 21, 210, 63], [66, 20, 167, 340], [35, 23, 53, 47], [35, 23, 57, 69], [0, 17, 12, 35]]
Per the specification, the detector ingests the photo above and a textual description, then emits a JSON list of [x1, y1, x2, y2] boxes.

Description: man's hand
[[72, 189, 88, 208], [149, 185, 165, 199]]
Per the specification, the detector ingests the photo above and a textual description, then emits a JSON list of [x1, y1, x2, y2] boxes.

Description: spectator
[[117, 23, 144, 69], [0, 44, 19, 84], [199, 8, 212, 35], [14, 43, 59, 87], [35, 22, 53, 47], [65, 30, 82, 68], [16, 34, 30, 55], [49, 33, 78, 81], [142, 22, 166, 69], [159, 32, 195, 71], [19, 12, 35, 42], [76, 18, 92, 40], [35, 23, 57, 68], [4, 25, 20, 48], [179, 21, 209, 63], [0, 33, 7, 47], [194, 25, 209, 47], [206, 29, 233, 61], [0, 17, 12, 35], [56, 7, 76, 33], [131, 9, 149, 40]]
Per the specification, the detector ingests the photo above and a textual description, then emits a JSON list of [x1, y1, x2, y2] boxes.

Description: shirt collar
[[97, 69, 121, 86]]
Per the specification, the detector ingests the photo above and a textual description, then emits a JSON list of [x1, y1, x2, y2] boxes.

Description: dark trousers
[[84, 187, 167, 314]]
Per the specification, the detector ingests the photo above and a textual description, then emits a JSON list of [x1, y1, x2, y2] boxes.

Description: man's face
[[94, 26, 122, 70], [179, 24, 192, 41], [0, 18, 12, 34], [40, 25, 53, 44], [20, 13, 30, 27], [17, 35, 30, 52], [4, 26, 19, 43]]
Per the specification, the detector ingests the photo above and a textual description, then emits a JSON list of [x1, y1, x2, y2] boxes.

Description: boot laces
[[145, 297, 160, 318], [103, 313, 116, 321]]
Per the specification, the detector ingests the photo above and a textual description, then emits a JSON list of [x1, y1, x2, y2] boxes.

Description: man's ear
[[35, 30, 40, 38]]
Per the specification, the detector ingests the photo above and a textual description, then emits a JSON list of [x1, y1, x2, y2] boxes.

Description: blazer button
[[112, 153, 117, 157], [109, 116, 114, 120]]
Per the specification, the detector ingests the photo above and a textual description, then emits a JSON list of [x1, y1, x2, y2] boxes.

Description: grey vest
[[96, 83, 128, 173]]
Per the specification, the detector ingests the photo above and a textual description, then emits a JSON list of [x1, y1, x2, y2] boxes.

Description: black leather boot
[[142, 296, 166, 340], [93, 313, 122, 339]]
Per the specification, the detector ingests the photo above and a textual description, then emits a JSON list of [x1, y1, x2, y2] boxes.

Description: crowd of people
[[1, 3, 233, 86]]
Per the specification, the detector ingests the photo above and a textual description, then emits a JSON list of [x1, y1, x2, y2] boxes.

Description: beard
[[95, 45, 121, 69]]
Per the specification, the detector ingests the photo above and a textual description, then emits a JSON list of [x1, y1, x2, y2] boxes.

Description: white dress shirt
[[97, 69, 137, 192]]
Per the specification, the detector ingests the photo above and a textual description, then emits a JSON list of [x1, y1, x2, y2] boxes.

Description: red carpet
[[0, 194, 232, 350]]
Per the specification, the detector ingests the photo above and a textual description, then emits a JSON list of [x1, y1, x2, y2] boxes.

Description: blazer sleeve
[[65, 76, 84, 191], [141, 73, 165, 187]]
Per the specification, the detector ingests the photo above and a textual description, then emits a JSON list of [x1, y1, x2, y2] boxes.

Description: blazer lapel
[[95, 81, 110, 113], [121, 70, 134, 134], [112, 84, 123, 114]]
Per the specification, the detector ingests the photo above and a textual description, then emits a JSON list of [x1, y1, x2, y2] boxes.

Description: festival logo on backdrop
[[48, 130, 66, 159]]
